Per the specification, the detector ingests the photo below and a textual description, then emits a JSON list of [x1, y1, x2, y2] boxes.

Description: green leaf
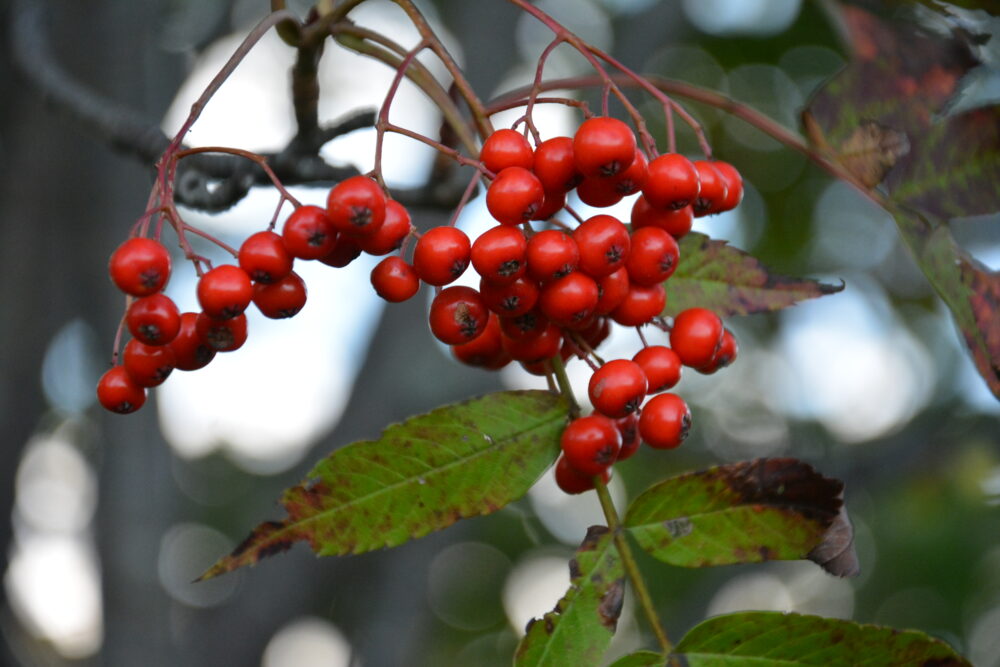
[[664, 232, 843, 318], [607, 651, 667, 667], [672, 612, 971, 666], [514, 526, 625, 667], [201, 390, 569, 579], [624, 458, 858, 576]]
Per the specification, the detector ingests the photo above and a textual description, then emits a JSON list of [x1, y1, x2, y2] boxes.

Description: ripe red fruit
[[357, 199, 412, 256], [530, 190, 567, 221], [692, 160, 728, 216], [197, 265, 253, 319], [632, 345, 682, 392], [471, 225, 527, 285], [670, 307, 724, 368], [561, 414, 621, 476], [501, 321, 562, 362], [554, 454, 610, 494], [533, 136, 581, 193], [195, 312, 248, 352], [610, 283, 666, 326], [122, 339, 176, 388], [108, 237, 172, 296], [595, 267, 630, 315], [169, 312, 216, 371], [413, 226, 471, 286], [526, 229, 579, 283], [643, 154, 700, 210], [576, 176, 623, 208], [539, 271, 599, 327], [451, 313, 509, 369], [479, 276, 539, 317], [126, 293, 181, 346], [282, 205, 337, 259], [498, 309, 549, 341], [698, 327, 738, 374], [588, 359, 648, 418], [615, 414, 640, 461], [253, 271, 307, 319], [370, 256, 420, 303], [638, 393, 691, 449], [428, 286, 489, 345], [712, 161, 744, 212], [319, 234, 362, 268], [631, 197, 693, 239], [626, 226, 680, 286], [574, 214, 630, 279], [610, 148, 649, 195], [326, 175, 386, 236], [573, 117, 636, 177], [239, 230, 293, 283], [486, 166, 544, 225], [97, 365, 147, 414], [480, 128, 534, 173]]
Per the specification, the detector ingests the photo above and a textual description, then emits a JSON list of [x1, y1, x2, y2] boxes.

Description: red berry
[[610, 283, 665, 326], [576, 176, 623, 208], [501, 321, 562, 362], [195, 312, 248, 352], [319, 234, 362, 268], [626, 226, 680, 286], [561, 414, 621, 476], [643, 154, 700, 210], [631, 197, 693, 239], [530, 190, 567, 221], [371, 256, 420, 303], [471, 225, 527, 285], [595, 267, 630, 315], [122, 338, 176, 388], [588, 359, 648, 418], [326, 175, 386, 236], [538, 271, 599, 327], [698, 328, 738, 374], [97, 365, 147, 414], [126, 293, 181, 346], [479, 276, 539, 317], [692, 161, 728, 216], [413, 226, 471, 286], [670, 307, 724, 368], [197, 265, 253, 319], [554, 454, 610, 494], [282, 205, 337, 259], [451, 313, 510, 369], [632, 345, 682, 392], [526, 229, 579, 283], [573, 117, 636, 178], [253, 271, 307, 318], [486, 166, 544, 225], [638, 393, 691, 449], [579, 316, 611, 351], [615, 414, 641, 461], [533, 136, 581, 193], [610, 148, 648, 196], [573, 214, 630, 279], [357, 199, 412, 256], [712, 161, 744, 212], [239, 231, 293, 283], [480, 129, 534, 173], [108, 237, 171, 296], [169, 312, 216, 371], [498, 309, 549, 341], [428, 286, 489, 345]]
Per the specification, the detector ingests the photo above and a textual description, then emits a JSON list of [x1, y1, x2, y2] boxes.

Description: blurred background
[[1, 0, 998, 665]]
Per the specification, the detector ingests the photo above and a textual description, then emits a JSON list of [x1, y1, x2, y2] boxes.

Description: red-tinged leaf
[[607, 651, 667, 667], [200, 390, 569, 579], [672, 611, 970, 666], [515, 526, 624, 667], [623, 458, 858, 576], [807, 5, 1000, 219], [663, 232, 843, 318]]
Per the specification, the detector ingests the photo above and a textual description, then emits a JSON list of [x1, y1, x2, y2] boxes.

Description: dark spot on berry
[[195, 344, 214, 366], [500, 296, 520, 311], [498, 260, 521, 277], [219, 305, 242, 319], [670, 200, 690, 210], [599, 161, 622, 177], [251, 269, 274, 283], [615, 178, 637, 194], [522, 203, 539, 220], [595, 444, 616, 465], [450, 259, 469, 278], [679, 414, 692, 441], [277, 307, 301, 319], [606, 245, 624, 265], [307, 230, 329, 247], [138, 324, 162, 343], [623, 398, 640, 414], [112, 401, 134, 414], [565, 174, 583, 191], [659, 255, 675, 272], [205, 327, 235, 350], [139, 269, 162, 289], [349, 205, 373, 227], [694, 197, 711, 214], [554, 263, 573, 280], [153, 366, 173, 383]]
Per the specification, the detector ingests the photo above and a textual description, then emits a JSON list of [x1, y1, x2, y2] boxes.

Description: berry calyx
[[428, 286, 489, 345], [195, 312, 248, 352], [125, 293, 181, 346], [326, 175, 387, 236]]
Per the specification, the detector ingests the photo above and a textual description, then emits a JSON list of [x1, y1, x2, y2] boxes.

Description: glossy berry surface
[[197, 265, 253, 319], [643, 154, 700, 210], [560, 414, 621, 476], [554, 455, 609, 495], [428, 286, 489, 345], [122, 339, 176, 388], [370, 256, 420, 303], [108, 237, 172, 296], [631, 197, 693, 239], [451, 313, 509, 369], [358, 199, 412, 256], [413, 226, 471, 286], [538, 271, 599, 327], [698, 327, 738, 374], [195, 312, 248, 352], [126, 293, 181, 346], [479, 276, 539, 317], [626, 226, 680, 286], [670, 307, 724, 368], [632, 345, 682, 392], [480, 129, 534, 173], [533, 136, 580, 193], [610, 283, 666, 327], [615, 414, 641, 461], [471, 225, 527, 285], [282, 205, 337, 260], [253, 272, 307, 319], [712, 161, 744, 212], [97, 365, 147, 414], [486, 166, 544, 225], [639, 393, 691, 449], [501, 321, 561, 363], [573, 117, 636, 177], [326, 175, 386, 236], [692, 160, 728, 216], [526, 230, 579, 283], [588, 359, 648, 418], [573, 214, 630, 279], [169, 312, 217, 371], [239, 230, 293, 283]]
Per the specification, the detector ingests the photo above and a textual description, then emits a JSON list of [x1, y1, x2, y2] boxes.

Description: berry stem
[[549, 355, 580, 419]]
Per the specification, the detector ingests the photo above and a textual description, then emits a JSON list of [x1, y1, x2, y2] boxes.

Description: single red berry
[[639, 393, 691, 449], [451, 313, 510, 369], [471, 225, 527, 285], [576, 176, 623, 208], [498, 309, 549, 341], [573, 117, 636, 178], [428, 286, 489, 345], [108, 237, 172, 296], [626, 226, 680, 286], [326, 175, 386, 236], [643, 154, 700, 210], [253, 271, 307, 318], [561, 414, 621, 476], [122, 338, 176, 388], [533, 136, 581, 193], [195, 312, 248, 352], [712, 161, 744, 212], [530, 190, 567, 221], [526, 229, 579, 283], [486, 166, 544, 225], [631, 196, 693, 239], [319, 234, 362, 268], [579, 316, 611, 351], [538, 271, 599, 327], [479, 276, 539, 317], [615, 414, 641, 461], [169, 312, 216, 371], [697, 327, 738, 374], [610, 283, 666, 326], [610, 148, 648, 195], [282, 205, 337, 259], [357, 199, 412, 256], [413, 226, 471, 286], [501, 321, 562, 362], [239, 230, 293, 283], [97, 365, 147, 414], [670, 307, 724, 368], [692, 160, 728, 217], [125, 293, 181, 346], [588, 359, 648, 418], [370, 256, 420, 303], [573, 214, 630, 279], [632, 345, 682, 392], [480, 129, 534, 173], [595, 267, 630, 315], [197, 265, 253, 319], [554, 454, 610, 495]]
